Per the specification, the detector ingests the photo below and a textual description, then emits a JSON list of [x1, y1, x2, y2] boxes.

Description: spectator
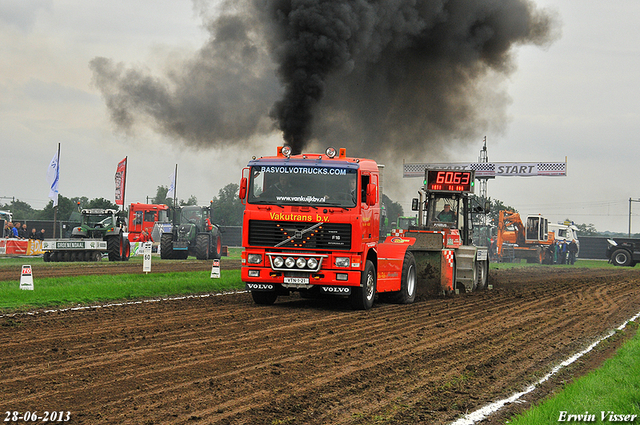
[[559, 240, 567, 264], [29, 228, 38, 239], [2, 222, 10, 238], [11, 222, 19, 238], [38, 229, 46, 240], [20, 223, 28, 239], [568, 240, 578, 265]]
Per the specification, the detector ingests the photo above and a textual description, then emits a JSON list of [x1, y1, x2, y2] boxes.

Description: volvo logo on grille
[[321, 286, 351, 294], [246, 283, 274, 291]]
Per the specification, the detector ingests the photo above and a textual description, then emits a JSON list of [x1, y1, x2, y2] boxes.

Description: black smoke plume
[[91, 0, 559, 156]]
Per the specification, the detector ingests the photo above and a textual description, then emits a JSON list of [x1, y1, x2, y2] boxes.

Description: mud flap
[[411, 249, 454, 297], [441, 250, 455, 292]]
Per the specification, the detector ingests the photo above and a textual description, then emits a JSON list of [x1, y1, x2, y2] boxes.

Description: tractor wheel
[[611, 249, 633, 267], [107, 235, 123, 261], [476, 260, 488, 290], [251, 291, 278, 305], [210, 232, 222, 260], [387, 252, 416, 304], [196, 234, 210, 260], [43, 252, 51, 262], [122, 239, 131, 261], [160, 233, 174, 259], [349, 260, 376, 310]]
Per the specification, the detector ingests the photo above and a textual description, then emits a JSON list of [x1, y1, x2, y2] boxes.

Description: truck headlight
[[247, 254, 262, 264], [296, 257, 307, 268], [273, 256, 284, 267], [285, 257, 296, 268], [307, 258, 318, 269], [335, 257, 350, 268]]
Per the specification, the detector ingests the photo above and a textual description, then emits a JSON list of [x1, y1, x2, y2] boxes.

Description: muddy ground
[[1, 263, 639, 424]]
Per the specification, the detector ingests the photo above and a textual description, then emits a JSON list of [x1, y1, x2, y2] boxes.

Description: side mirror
[[239, 177, 247, 200]]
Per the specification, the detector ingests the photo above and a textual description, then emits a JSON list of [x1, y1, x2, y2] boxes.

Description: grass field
[[508, 322, 640, 424], [0, 269, 244, 312]]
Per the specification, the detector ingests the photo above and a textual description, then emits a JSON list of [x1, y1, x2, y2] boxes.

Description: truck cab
[[239, 146, 393, 310]]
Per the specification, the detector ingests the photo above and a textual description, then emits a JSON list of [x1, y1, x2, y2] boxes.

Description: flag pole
[[173, 164, 178, 208], [53, 143, 60, 238], [122, 156, 128, 212]]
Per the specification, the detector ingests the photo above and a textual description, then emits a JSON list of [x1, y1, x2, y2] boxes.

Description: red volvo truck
[[238, 146, 488, 310]]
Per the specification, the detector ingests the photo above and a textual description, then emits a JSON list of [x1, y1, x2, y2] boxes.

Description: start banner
[[403, 161, 567, 178]]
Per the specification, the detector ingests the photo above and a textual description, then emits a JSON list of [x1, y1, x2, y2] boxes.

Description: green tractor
[[43, 208, 130, 262], [160, 205, 222, 260]]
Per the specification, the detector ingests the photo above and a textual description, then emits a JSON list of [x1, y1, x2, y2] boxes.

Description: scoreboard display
[[425, 170, 475, 193]]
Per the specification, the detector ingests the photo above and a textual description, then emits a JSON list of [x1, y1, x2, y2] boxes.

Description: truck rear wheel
[[349, 260, 376, 310], [611, 249, 632, 266], [387, 252, 416, 304]]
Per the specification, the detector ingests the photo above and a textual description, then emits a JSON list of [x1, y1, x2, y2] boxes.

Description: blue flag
[[46, 150, 60, 207]]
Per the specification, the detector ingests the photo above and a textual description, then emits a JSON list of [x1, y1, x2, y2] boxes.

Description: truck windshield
[[248, 165, 358, 208]]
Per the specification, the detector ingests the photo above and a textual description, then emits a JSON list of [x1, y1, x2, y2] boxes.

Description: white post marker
[[20, 265, 34, 290], [143, 242, 153, 273], [211, 259, 221, 278]]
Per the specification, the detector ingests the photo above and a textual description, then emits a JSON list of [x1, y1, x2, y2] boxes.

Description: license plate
[[284, 277, 309, 284]]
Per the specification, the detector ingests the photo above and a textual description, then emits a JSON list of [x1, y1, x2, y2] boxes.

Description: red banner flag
[[115, 157, 127, 206]]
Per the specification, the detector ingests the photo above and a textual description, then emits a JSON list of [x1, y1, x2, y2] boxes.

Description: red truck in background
[[238, 146, 489, 310], [127, 203, 170, 243]]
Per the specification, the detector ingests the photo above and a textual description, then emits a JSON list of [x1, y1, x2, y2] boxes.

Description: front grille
[[249, 220, 351, 250]]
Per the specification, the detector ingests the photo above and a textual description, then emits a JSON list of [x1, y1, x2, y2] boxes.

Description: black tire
[[107, 235, 122, 261], [160, 233, 173, 259], [251, 291, 278, 305], [92, 251, 102, 262], [349, 260, 376, 310], [43, 251, 50, 262], [611, 249, 633, 267], [387, 251, 417, 304], [476, 260, 488, 290], [196, 234, 210, 260], [210, 232, 222, 260], [122, 239, 130, 261]]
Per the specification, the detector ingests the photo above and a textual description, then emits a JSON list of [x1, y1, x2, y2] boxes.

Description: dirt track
[[1, 265, 639, 424]]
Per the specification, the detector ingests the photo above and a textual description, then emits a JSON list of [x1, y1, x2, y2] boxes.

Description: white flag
[[167, 169, 176, 199], [46, 151, 60, 207]]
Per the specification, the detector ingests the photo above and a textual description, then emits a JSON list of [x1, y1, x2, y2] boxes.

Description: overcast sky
[[1, 0, 639, 233]]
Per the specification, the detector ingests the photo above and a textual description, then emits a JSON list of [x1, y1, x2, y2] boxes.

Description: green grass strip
[[0, 270, 244, 312], [509, 323, 640, 424]]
